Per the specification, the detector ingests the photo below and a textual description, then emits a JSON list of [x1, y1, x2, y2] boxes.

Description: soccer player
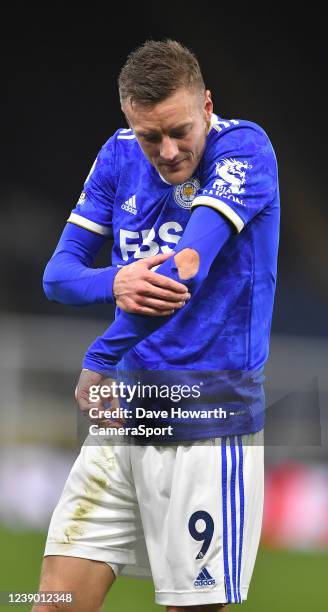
[[35, 40, 280, 611]]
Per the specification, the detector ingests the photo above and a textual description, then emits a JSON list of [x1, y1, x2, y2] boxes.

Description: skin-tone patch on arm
[[174, 248, 200, 279]]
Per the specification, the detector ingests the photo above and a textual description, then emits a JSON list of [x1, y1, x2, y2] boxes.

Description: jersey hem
[[155, 586, 249, 605], [127, 423, 265, 444], [44, 542, 136, 565]]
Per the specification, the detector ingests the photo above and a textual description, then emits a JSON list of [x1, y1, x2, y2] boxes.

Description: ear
[[204, 90, 213, 122]]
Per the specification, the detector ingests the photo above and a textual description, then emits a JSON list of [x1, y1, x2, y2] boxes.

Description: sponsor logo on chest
[[119, 221, 184, 261], [117, 178, 199, 260]]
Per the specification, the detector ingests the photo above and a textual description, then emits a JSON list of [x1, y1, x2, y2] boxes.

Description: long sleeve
[[83, 206, 233, 375], [43, 223, 119, 305]]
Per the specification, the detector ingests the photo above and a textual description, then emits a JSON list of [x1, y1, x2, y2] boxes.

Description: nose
[[159, 136, 179, 162]]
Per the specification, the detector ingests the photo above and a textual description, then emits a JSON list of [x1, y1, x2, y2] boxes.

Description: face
[[122, 87, 213, 185]]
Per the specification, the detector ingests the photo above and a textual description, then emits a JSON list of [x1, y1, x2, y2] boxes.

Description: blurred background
[[1, 5, 327, 610]]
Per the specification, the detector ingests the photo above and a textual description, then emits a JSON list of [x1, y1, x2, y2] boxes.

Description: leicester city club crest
[[174, 178, 200, 209]]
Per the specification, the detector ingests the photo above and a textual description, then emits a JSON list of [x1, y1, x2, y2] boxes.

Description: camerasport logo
[[174, 178, 200, 209]]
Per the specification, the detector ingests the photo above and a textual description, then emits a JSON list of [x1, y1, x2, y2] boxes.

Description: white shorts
[[45, 431, 264, 606]]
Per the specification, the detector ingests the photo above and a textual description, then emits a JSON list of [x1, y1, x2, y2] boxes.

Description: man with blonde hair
[[36, 39, 280, 611]]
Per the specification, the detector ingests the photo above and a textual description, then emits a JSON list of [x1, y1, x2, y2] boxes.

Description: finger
[[140, 252, 173, 269], [77, 392, 104, 415], [79, 402, 121, 427], [94, 419, 124, 430], [79, 400, 96, 416], [139, 282, 191, 301], [135, 296, 187, 310], [98, 416, 126, 428], [145, 271, 189, 294]]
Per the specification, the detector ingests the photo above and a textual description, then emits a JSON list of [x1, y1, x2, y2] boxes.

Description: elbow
[[174, 248, 204, 292], [174, 248, 200, 279], [42, 259, 60, 302]]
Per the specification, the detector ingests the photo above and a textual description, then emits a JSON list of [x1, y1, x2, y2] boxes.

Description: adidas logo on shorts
[[194, 567, 216, 587], [121, 194, 137, 215]]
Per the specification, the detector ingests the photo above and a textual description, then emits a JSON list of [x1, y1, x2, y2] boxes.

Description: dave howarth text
[[135, 407, 227, 419]]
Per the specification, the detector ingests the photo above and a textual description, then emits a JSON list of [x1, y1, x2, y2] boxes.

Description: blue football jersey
[[69, 114, 280, 438]]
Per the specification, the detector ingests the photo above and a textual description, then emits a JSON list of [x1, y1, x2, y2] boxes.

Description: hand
[[113, 253, 190, 316], [75, 369, 124, 429]]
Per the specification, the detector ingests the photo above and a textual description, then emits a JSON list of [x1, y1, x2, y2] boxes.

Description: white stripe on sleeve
[[67, 213, 111, 236], [191, 196, 244, 233]]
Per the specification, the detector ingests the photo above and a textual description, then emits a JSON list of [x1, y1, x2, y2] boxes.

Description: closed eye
[[137, 123, 192, 143], [169, 128, 190, 139], [142, 134, 161, 143]]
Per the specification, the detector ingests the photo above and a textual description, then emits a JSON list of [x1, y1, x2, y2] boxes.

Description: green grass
[[0, 526, 327, 610]]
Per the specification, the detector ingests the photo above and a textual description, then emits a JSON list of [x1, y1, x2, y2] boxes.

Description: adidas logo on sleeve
[[121, 194, 137, 215]]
